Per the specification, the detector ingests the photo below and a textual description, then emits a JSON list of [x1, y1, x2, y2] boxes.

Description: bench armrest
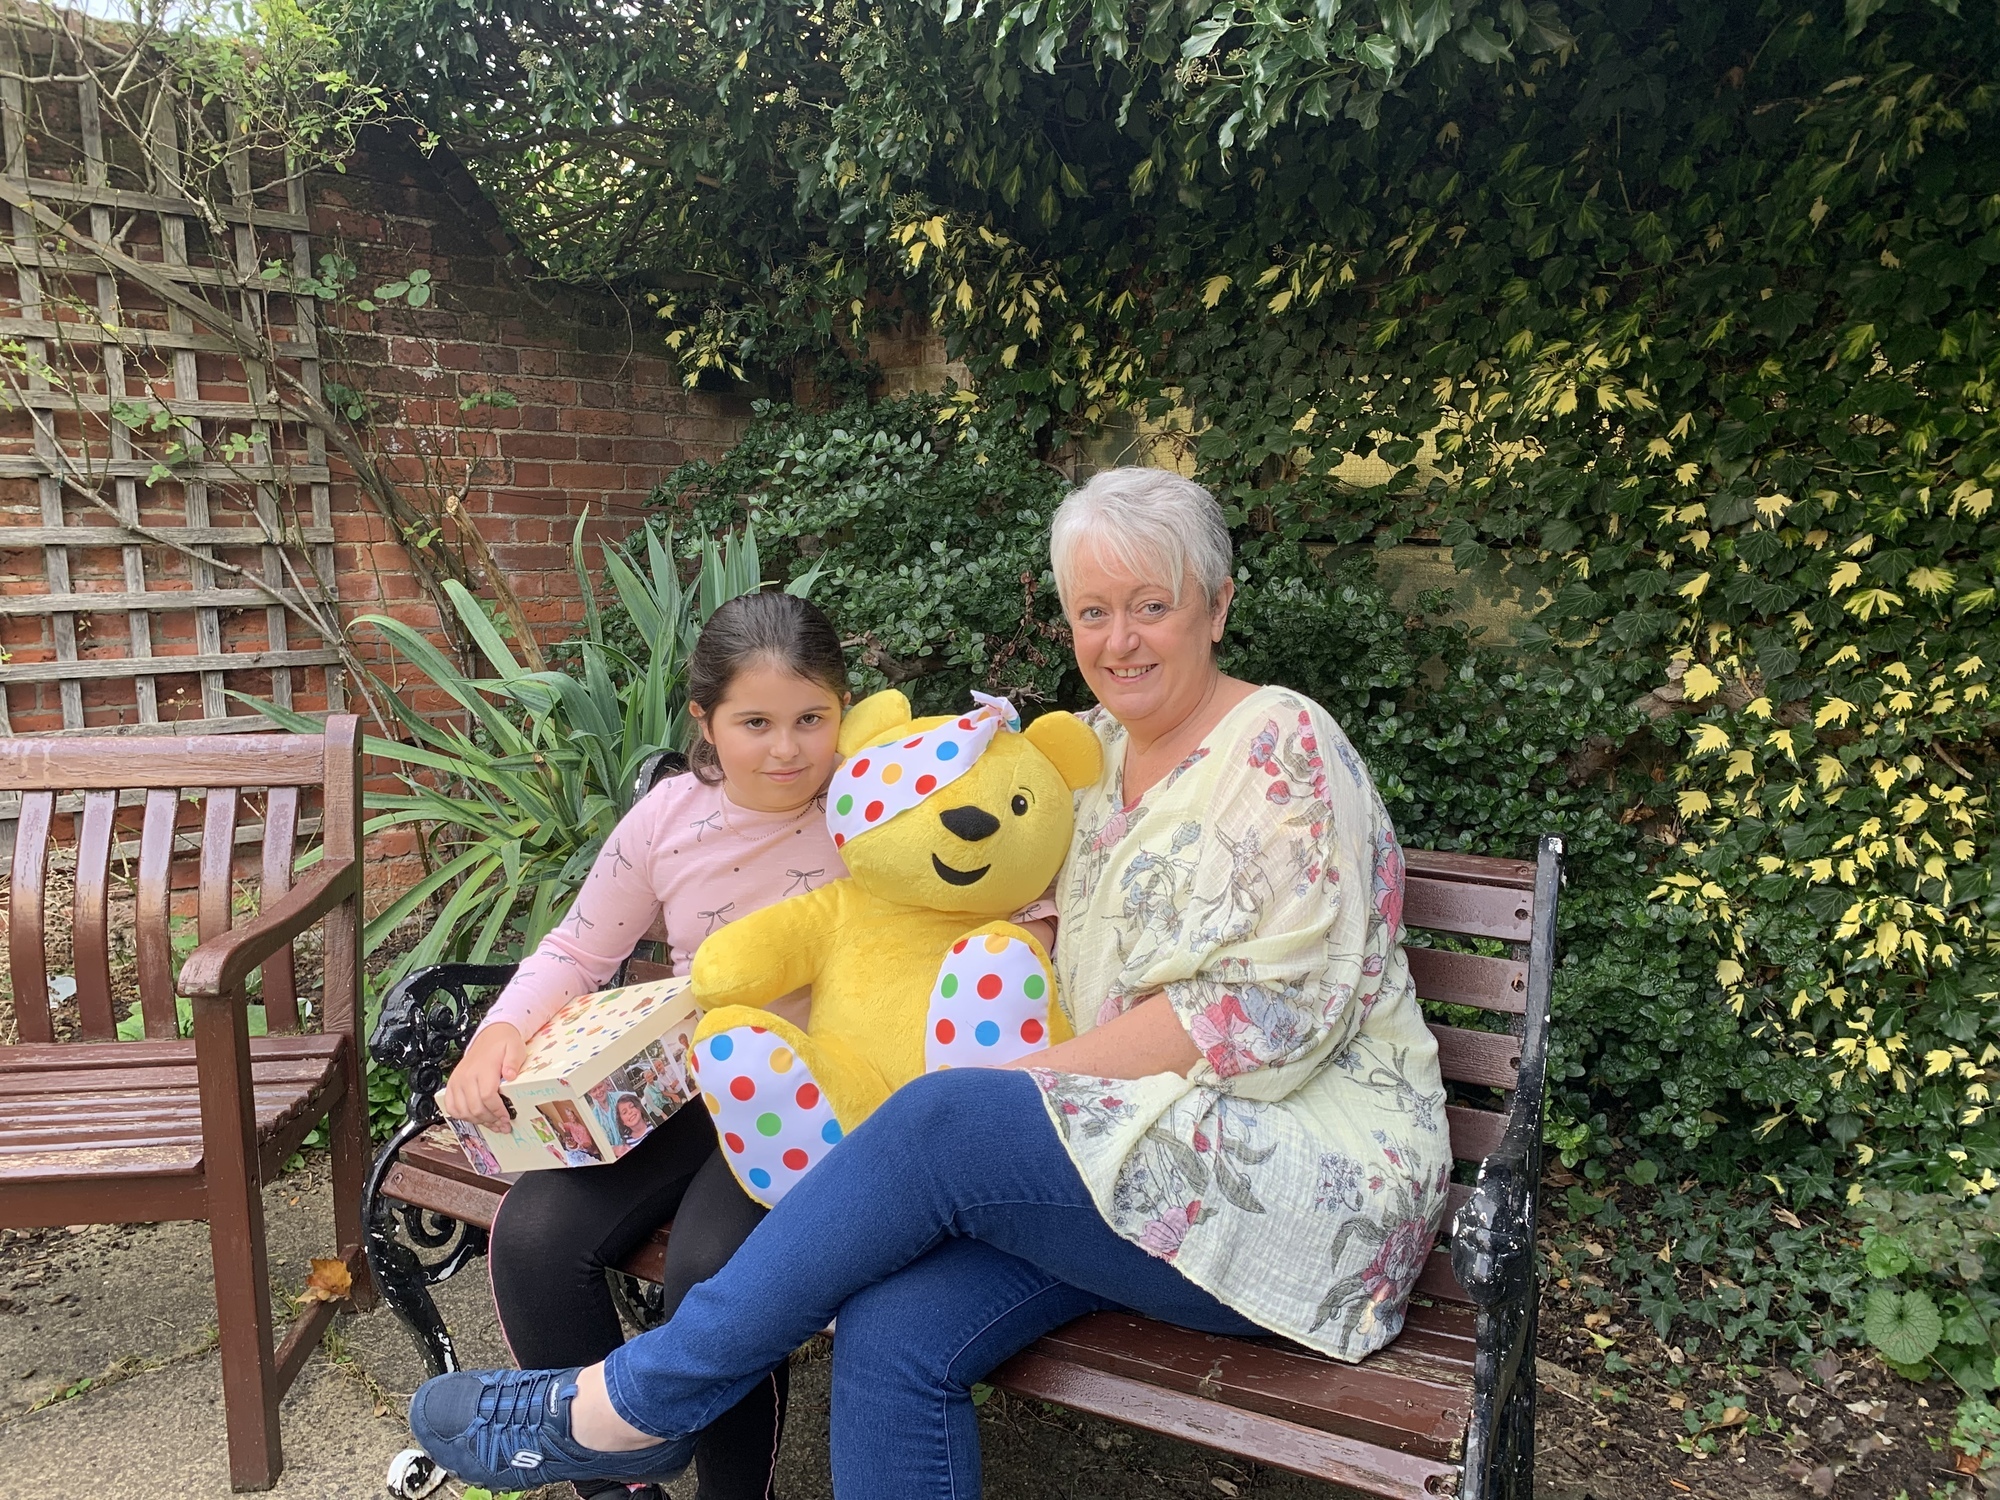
[[370, 963, 521, 1125], [1450, 834, 1561, 1305], [1449, 1093, 1540, 1305], [178, 857, 360, 1002]]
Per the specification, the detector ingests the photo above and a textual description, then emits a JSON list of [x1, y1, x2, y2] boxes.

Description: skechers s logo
[[509, 1450, 544, 1468]]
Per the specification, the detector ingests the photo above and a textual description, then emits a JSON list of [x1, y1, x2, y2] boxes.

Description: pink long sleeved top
[[478, 772, 845, 1042]]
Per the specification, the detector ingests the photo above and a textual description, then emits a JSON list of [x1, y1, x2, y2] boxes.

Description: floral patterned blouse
[[1030, 686, 1450, 1362]]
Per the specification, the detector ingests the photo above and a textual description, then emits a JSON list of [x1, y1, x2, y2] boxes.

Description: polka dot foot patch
[[692, 1026, 845, 1208], [926, 930, 1056, 1071]]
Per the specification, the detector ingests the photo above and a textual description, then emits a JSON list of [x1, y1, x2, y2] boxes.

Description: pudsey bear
[[689, 689, 1101, 1205]]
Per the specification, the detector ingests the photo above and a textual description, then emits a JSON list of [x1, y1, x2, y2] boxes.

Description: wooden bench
[[0, 719, 374, 1491], [364, 813, 1560, 1500]]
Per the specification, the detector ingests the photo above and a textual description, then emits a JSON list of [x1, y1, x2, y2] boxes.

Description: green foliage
[[1549, 1180, 1864, 1362], [1952, 1382, 2000, 1474], [1852, 1188, 2000, 1394], [333, 0, 2000, 1194], [255, 522, 804, 994], [663, 395, 1073, 713]]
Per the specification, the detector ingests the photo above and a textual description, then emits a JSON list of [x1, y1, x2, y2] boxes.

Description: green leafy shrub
[[257, 522, 807, 997], [659, 396, 1072, 715]]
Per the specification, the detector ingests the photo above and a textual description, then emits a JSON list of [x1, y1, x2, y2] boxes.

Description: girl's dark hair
[[686, 592, 849, 784]]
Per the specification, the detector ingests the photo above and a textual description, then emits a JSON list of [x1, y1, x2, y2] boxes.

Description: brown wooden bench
[[0, 719, 374, 1491], [365, 800, 1558, 1500]]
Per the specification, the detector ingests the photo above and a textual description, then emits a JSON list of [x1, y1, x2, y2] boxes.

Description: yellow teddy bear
[[688, 689, 1101, 1206]]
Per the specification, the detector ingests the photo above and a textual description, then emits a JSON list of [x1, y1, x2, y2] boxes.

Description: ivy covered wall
[[334, 0, 1998, 1199]]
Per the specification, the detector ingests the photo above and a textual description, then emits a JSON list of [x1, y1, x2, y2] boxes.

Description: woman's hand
[[1003, 991, 1199, 1080], [443, 1023, 527, 1131]]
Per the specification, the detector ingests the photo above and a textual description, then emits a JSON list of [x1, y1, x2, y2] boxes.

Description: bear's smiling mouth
[[931, 854, 991, 886]]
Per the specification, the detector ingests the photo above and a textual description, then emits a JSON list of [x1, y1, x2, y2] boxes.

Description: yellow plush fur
[[689, 690, 1101, 1198]]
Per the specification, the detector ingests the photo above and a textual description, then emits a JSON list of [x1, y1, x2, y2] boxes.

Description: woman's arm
[[1003, 991, 1200, 1080]]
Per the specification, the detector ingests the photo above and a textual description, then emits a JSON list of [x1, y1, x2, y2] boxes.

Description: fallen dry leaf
[[1210, 1480, 1240, 1497], [1584, 1310, 1612, 1329], [1771, 1367, 1804, 1397], [1957, 1451, 1985, 1475], [1669, 1483, 1692, 1494], [294, 1257, 352, 1306], [1773, 1206, 1804, 1229], [1807, 1465, 1834, 1497], [1667, 1394, 1688, 1412], [1810, 1349, 1841, 1386]]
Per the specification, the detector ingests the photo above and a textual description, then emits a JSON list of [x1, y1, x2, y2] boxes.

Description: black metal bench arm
[[369, 962, 521, 1128], [362, 962, 520, 1378], [1451, 834, 1562, 1500], [363, 748, 686, 1378]]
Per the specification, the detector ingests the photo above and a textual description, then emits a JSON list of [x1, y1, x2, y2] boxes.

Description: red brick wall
[[314, 126, 750, 680]]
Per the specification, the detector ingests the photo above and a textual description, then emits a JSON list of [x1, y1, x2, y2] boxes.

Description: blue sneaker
[[406, 1365, 692, 1493]]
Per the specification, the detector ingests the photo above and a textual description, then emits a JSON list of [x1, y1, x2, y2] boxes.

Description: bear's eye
[[1011, 793, 1029, 816]]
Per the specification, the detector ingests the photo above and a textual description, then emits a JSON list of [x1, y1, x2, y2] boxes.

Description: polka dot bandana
[[825, 691, 1022, 850]]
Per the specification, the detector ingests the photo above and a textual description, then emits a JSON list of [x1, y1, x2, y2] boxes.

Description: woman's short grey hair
[[1049, 468, 1234, 608]]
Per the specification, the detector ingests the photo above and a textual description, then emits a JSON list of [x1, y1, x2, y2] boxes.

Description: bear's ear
[[1022, 712, 1103, 791], [839, 689, 913, 754]]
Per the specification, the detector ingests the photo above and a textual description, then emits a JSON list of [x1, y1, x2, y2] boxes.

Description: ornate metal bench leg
[[363, 1120, 463, 1379], [1500, 1300, 1536, 1499]]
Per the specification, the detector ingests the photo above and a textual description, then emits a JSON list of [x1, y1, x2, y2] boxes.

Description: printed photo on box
[[537, 1100, 603, 1165]]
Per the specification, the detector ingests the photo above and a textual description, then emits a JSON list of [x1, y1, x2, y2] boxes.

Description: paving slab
[[1, 1156, 1346, 1500]]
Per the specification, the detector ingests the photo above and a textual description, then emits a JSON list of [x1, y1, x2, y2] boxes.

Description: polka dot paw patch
[[692, 1027, 845, 1208], [925, 931, 1056, 1071]]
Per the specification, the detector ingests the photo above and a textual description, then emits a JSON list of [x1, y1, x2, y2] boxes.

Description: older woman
[[409, 469, 1452, 1500]]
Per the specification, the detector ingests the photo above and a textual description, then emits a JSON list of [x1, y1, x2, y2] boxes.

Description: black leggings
[[488, 1104, 785, 1500]]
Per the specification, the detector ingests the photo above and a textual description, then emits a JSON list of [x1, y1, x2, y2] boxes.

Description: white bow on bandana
[[826, 692, 1021, 849]]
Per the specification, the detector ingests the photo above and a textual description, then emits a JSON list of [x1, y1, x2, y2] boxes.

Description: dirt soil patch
[[1536, 1273, 1971, 1499]]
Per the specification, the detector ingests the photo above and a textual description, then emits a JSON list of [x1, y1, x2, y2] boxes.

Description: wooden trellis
[[0, 18, 345, 761]]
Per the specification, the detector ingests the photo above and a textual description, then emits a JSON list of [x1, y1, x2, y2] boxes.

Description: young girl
[[442, 590, 850, 1500]]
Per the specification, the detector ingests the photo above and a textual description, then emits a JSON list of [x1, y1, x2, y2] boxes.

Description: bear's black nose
[[939, 805, 1000, 842]]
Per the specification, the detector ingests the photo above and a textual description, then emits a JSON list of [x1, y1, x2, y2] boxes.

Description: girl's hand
[[444, 1023, 526, 1131]]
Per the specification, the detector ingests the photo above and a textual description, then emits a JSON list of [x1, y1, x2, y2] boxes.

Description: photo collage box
[[437, 976, 702, 1175]]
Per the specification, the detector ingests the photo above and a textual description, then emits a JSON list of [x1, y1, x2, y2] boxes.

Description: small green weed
[[29, 1376, 93, 1412]]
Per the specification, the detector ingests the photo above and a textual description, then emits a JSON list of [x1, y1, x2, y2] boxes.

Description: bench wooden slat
[[0, 1058, 337, 1097], [1403, 849, 1535, 889], [1405, 874, 1532, 942], [1413, 1247, 1470, 1304], [0, 1035, 344, 1071], [1406, 945, 1527, 1014], [1022, 1312, 1469, 1457], [0, 1066, 343, 1184], [74, 789, 119, 1039], [381, 1160, 505, 1233], [991, 1349, 1462, 1500], [1447, 1104, 1505, 1163], [0, 733, 329, 789], [1428, 1023, 1521, 1091], [136, 788, 180, 1038]]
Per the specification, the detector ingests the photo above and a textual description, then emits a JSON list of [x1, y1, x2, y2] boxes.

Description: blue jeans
[[602, 1068, 1265, 1499]]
